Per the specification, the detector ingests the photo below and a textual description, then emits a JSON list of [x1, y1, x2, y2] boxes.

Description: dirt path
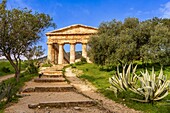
[[65, 67, 141, 113], [0, 73, 15, 83], [0, 71, 25, 83]]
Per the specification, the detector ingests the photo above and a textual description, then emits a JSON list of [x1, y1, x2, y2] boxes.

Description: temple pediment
[[46, 24, 98, 35]]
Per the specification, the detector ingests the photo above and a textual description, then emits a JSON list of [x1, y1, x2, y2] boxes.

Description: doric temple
[[46, 24, 98, 64]]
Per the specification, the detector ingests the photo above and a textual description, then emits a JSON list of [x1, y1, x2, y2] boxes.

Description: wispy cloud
[[160, 2, 170, 18]]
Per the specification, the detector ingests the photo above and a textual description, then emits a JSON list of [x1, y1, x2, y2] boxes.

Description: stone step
[[23, 85, 75, 92], [42, 71, 63, 75], [28, 100, 96, 109], [42, 74, 63, 78], [26, 92, 96, 109], [34, 78, 65, 83]]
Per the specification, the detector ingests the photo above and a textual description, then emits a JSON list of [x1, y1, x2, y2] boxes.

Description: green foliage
[[0, 61, 14, 76], [80, 57, 87, 63], [130, 68, 170, 103], [70, 64, 77, 68], [24, 46, 45, 60], [0, 82, 15, 104], [41, 63, 52, 67], [1, 67, 10, 73], [88, 17, 170, 65], [0, 0, 56, 81], [0, 72, 37, 110], [99, 64, 115, 72], [109, 63, 170, 102], [71, 57, 88, 67], [26, 61, 39, 74], [108, 64, 137, 96]]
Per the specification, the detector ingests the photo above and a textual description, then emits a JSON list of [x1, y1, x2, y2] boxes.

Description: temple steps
[[27, 92, 96, 109], [42, 71, 63, 75], [23, 85, 75, 92], [34, 77, 65, 82]]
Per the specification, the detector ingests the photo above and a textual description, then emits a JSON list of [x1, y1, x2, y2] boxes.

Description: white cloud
[[160, 2, 170, 18]]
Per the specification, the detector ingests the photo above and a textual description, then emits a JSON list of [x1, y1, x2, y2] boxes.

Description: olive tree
[[0, 0, 56, 81]]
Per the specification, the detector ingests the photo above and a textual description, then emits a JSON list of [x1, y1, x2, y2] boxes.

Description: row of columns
[[47, 43, 87, 64]]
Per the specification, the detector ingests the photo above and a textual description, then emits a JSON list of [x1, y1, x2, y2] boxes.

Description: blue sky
[[5, 0, 170, 55]]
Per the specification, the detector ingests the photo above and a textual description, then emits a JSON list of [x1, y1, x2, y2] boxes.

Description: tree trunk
[[14, 67, 20, 82], [5, 54, 20, 82]]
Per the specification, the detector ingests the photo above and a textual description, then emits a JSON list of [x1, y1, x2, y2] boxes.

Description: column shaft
[[47, 43, 54, 63], [58, 44, 64, 64], [70, 43, 75, 64], [82, 43, 87, 58], [54, 47, 58, 64]]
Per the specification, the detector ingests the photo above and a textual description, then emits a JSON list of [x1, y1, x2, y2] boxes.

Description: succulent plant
[[108, 63, 137, 96], [130, 67, 170, 102]]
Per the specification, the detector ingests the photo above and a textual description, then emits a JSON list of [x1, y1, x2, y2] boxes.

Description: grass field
[[74, 63, 170, 113], [0, 61, 27, 77]]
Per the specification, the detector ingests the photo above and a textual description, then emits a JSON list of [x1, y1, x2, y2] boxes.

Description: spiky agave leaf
[[130, 67, 170, 102], [108, 63, 138, 96]]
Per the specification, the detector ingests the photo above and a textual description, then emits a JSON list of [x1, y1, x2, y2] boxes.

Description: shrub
[[130, 67, 170, 103], [1, 67, 10, 73], [26, 62, 39, 74], [108, 64, 137, 97], [80, 57, 87, 63], [0, 82, 16, 104]]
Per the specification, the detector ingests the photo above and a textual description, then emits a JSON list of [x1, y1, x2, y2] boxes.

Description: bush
[[0, 82, 16, 104], [26, 62, 39, 74], [80, 57, 87, 63], [108, 64, 137, 97], [109, 63, 170, 102], [1, 67, 10, 73], [0, 72, 37, 110], [130, 68, 170, 103]]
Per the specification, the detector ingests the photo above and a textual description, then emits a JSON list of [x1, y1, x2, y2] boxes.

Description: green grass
[[0, 61, 15, 77], [0, 61, 27, 77], [75, 63, 170, 113], [0, 72, 38, 112]]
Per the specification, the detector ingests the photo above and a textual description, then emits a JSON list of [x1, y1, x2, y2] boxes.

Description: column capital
[[57, 42, 64, 45]]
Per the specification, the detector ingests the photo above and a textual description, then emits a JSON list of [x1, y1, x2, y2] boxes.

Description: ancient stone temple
[[46, 24, 98, 64]]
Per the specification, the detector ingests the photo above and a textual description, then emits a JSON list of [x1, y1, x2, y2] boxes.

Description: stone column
[[47, 43, 54, 63], [58, 43, 64, 64], [70, 43, 75, 64], [54, 46, 58, 64], [82, 43, 87, 58]]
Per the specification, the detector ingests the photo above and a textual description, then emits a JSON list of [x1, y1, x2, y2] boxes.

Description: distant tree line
[[88, 17, 170, 66]]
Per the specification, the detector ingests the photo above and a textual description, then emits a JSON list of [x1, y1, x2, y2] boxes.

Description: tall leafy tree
[[0, 0, 56, 81], [88, 17, 170, 65]]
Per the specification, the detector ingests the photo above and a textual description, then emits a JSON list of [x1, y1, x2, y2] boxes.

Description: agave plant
[[108, 63, 137, 96], [130, 67, 170, 102]]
